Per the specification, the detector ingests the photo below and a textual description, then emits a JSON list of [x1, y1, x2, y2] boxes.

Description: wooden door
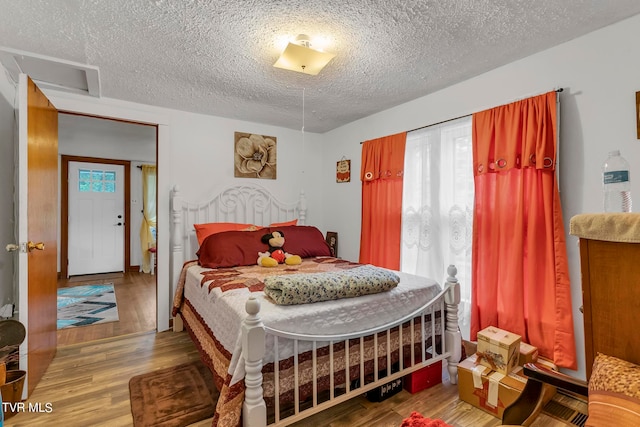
[[16, 75, 58, 396]]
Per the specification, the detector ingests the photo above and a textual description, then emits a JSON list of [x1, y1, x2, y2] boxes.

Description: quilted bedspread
[[172, 257, 442, 427]]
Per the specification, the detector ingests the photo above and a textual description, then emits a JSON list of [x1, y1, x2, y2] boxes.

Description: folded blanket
[[263, 264, 400, 305]]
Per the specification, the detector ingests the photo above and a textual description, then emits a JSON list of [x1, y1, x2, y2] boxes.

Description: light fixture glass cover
[[273, 36, 336, 75]]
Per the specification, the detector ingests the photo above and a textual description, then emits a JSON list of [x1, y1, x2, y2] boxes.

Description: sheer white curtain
[[139, 165, 157, 274], [401, 116, 473, 338]]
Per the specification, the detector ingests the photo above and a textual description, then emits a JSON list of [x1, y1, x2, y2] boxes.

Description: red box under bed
[[403, 360, 443, 393]]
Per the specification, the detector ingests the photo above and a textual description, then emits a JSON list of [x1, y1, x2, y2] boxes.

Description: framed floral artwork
[[336, 159, 350, 183], [234, 132, 277, 179]]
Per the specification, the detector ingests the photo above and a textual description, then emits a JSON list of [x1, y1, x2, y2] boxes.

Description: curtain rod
[[360, 88, 563, 144]]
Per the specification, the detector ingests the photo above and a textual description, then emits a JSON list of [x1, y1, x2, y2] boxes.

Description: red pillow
[[269, 219, 298, 227], [197, 229, 266, 268], [194, 222, 257, 245], [271, 226, 332, 258]]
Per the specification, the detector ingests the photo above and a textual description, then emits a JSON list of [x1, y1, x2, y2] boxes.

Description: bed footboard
[[242, 265, 462, 427]]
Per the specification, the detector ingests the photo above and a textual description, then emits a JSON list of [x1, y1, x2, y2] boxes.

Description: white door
[[68, 161, 125, 276]]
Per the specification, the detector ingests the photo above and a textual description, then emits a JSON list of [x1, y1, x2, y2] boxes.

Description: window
[[401, 116, 473, 338], [79, 169, 116, 193]]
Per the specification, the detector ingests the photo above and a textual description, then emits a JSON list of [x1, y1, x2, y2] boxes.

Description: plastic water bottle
[[602, 150, 632, 212]]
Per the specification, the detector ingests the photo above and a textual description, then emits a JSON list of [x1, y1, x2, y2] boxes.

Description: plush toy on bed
[[257, 231, 302, 267]]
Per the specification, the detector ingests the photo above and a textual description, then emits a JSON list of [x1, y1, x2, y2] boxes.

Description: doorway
[[57, 114, 157, 345], [48, 99, 170, 333]]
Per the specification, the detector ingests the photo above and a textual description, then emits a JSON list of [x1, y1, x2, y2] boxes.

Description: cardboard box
[[457, 354, 527, 419], [465, 339, 537, 367], [476, 326, 521, 375], [403, 360, 442, 394], [518, 342, 539, 366]]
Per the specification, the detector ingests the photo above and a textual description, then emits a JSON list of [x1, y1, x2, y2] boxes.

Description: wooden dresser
[[570, 213, 640, 378]]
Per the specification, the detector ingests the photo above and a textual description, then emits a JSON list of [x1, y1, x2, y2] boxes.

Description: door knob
[[117, 215, 122, 219], [27, 241, 45, 251], [5, 244, 19, 252], [117, 222, 123, 226]]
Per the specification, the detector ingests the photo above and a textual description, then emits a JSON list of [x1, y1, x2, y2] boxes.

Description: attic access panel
[[0, 47, 100, 97]]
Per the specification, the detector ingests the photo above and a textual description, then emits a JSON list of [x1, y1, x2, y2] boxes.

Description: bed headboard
[[170, 184, 307, 282]]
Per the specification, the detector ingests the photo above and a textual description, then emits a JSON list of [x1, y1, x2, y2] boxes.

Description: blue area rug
[[57, 284, 119, 329]]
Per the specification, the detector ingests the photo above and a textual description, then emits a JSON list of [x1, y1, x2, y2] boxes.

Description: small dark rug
[[129, 360, 219, 427]]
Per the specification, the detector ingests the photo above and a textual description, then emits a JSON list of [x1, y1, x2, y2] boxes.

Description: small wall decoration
[[234, 132, 277, 179], [636, 92, 640, 139], [336, 158, 351, 183], [326, 231, 338, 257]]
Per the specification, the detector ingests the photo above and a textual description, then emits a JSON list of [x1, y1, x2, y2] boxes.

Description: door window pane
[[78, 168, 117, 193], [79, 181, 90, 192]]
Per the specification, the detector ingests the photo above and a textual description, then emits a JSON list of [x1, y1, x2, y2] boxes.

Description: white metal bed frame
[[170, 183, 461, 427]]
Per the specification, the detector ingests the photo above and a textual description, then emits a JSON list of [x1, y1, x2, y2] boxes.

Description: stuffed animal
[[257, 231, 302, 267]]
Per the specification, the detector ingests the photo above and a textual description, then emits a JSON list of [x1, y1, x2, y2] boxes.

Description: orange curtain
[[360, 132, 407, 269], [470, 92, 577, 369]]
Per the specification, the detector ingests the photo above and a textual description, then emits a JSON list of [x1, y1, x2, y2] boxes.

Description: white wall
[[58, 115, 157, 162], [322, 13, 640, 378], [0, 70, 16, 311], [165, 108, 325, 226]]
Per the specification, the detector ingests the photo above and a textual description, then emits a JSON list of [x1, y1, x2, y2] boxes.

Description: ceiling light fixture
[[273, 34, 335, 75]]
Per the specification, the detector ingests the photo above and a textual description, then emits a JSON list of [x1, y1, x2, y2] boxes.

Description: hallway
[[57, 271, 156, 346]]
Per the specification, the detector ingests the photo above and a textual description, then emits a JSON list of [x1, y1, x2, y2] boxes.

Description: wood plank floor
[[7, 330, 201, 426], [57, 271, 156, 346], [6, 328, 583, 427]]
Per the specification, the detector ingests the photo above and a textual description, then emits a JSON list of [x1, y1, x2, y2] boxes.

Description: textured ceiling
[[1, 0, 640, 133]]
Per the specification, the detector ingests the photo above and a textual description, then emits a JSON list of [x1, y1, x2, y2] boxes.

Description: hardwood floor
[[7, 330, 200, 426], [7, 327, 583, 427], [57, 271, 156, 346]]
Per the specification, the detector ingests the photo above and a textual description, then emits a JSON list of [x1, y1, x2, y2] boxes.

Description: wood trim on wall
[[60, 155, 131, 279]]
